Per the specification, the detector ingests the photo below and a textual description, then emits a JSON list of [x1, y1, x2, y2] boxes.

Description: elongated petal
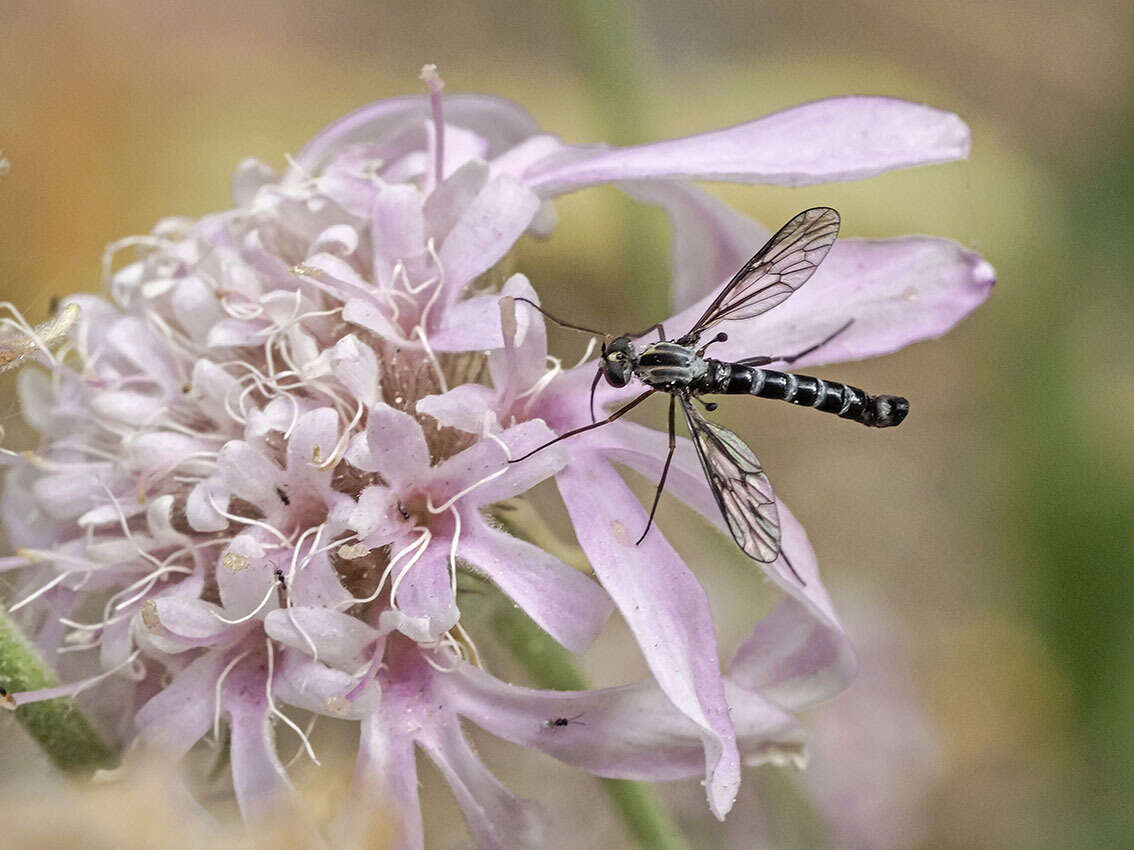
[[339, 709, 424, 850], [437, 175, 539, 305], [371, 184, 426, 286], [391, 538, 458, 643], [619, 181, 768, 311], [444, 665, 804, 780], [133, 650, 228, 755], [728, 594, 857, 712], [458, 511, 613, 654], [487, 274, 548, 398], [525, 97, 970, 195], [583, 421, 844, 626], [665, 236, 995, 367], [427, 421, 565, 508], [223, 665, 298, 826], [555, 453, 740, 819], [416, 707, 545, 850]]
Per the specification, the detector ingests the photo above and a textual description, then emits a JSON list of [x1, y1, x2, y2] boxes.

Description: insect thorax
[[635, 341, 708, 388]]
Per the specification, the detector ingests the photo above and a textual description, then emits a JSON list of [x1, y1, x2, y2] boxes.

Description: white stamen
[[265, 638, 320, 766], [213, 649, 253, 742]]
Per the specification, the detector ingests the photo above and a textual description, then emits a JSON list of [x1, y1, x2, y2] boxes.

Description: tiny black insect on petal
[[276, 486, 290, 506]]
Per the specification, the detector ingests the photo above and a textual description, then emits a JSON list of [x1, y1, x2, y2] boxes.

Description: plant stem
[[0, 606, 118, 774]]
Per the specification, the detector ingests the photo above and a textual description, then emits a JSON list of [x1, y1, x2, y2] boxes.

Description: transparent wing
[[685, 207, 840, 341], [681, 397, 781, 563]]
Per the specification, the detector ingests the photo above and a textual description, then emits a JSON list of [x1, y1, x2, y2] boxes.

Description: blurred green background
[[1, 1, 1131, 848]]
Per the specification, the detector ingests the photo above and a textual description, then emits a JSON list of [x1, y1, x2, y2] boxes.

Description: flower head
[[2, 70, 991, 846]]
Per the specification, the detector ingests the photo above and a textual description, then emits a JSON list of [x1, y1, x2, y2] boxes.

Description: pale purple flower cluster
[[1, 73, 992, 848]]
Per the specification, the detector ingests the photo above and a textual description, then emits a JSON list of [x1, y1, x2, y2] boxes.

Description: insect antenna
[[511, 297, 608, 338]]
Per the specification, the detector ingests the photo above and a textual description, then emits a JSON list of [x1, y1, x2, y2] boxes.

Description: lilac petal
[[107, 317, 181, 390], [458, 511, 613, 654], [358, 403, 431, 489], [144, 597, 243, 652], [525, 97, 970, 195], [329, 334, 381, 408], [171, 275, 224, 343], [296, 94, 540, 174], [232, 156, 277, 206], [186, 476, 229, 533], [32, 472, 107, 520], [437, 175, 540, 306], [264, 607, 379, 671], [487, 274, 548, 397], [416, 707, 545, 850], [271, 648, 381, 719], [190, 358, 241, 426], [284, 407, 338, 509], [592, 418, 861, 630], [217, 440, 284, 512], [444, 665, 804, 780], [416, 384, 497, 434], [489, 134, 568, 180], [348, 485, 404, 544], [133, 650, 228, 756], [665, 236, 995, 368], [371, 184, 426, 287], [217, 534, 278, 618], [430, 273, 534, 352], [555, 453, 740, 819], [223, 666, 298, 825], [126, 432, 211, 473], [206, 317, 269, 347], [342, 297, 404, 344], [728, 594, 856, 712], [89, 388, 166, 426], [424, 160, 489, 242], [427, 421, 565, 508], [340, 710, 424, 850], [619, 181, 768, 311], [391, 538, 458, 642], [288, 547, 356, 610]]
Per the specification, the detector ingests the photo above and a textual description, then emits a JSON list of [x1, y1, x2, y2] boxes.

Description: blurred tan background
[[2, 1, 1132, 848]]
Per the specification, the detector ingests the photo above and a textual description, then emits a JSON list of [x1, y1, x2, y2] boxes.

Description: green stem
[[0, 606, 118, 774], [488, 537, 691, 850], [564, 0, 669, 321]]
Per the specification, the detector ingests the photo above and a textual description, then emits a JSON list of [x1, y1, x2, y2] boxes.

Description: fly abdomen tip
[[869, 395, 909, 428]]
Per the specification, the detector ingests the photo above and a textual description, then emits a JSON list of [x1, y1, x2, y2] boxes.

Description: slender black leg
[[636, 394, 677, 545], [736, 319, 854, 367], [626, 321, 667, 341], [509, 390, 655, 464]]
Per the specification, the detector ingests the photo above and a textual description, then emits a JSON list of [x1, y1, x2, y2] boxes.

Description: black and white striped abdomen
[[711, 362, 909, 428]]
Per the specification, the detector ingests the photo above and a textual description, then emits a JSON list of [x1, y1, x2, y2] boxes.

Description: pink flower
[[1, 72, 991, 847]]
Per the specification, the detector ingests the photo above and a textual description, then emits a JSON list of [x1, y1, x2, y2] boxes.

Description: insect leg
[[625, 321, 667, 341], [737, 319, 854, 367], [636, 394, 677, 545], [508, 390, 655, 463]]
